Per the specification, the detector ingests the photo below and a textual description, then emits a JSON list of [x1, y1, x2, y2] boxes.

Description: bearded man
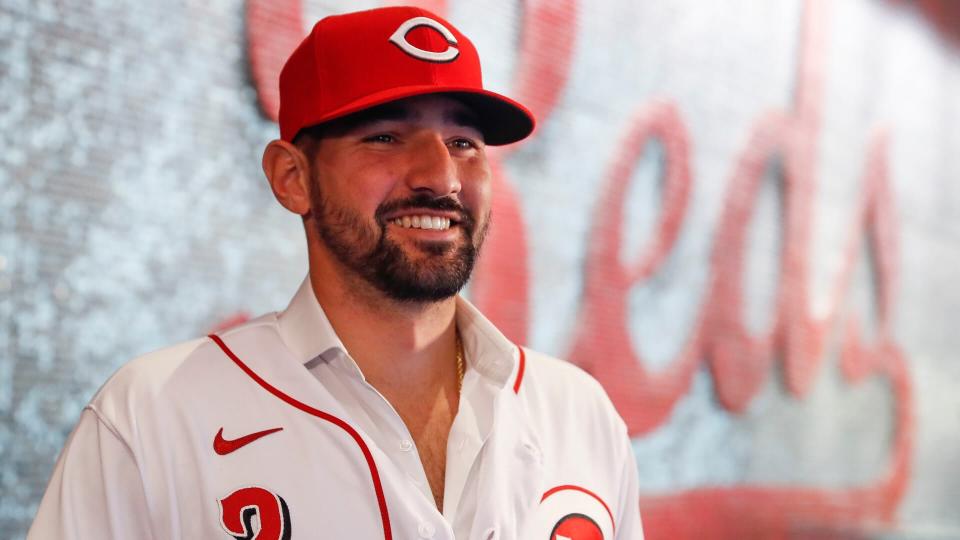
[[29, 6, 643, 539]]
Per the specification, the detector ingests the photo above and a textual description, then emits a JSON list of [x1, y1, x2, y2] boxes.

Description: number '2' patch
[[218, 486, 291, 540]]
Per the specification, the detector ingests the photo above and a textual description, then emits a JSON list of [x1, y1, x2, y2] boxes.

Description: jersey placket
[[441, 365, 500, 528], [311, 348, 455, 539]]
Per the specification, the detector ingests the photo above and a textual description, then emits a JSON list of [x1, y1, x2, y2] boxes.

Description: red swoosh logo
[[213, 427, 284, 455]]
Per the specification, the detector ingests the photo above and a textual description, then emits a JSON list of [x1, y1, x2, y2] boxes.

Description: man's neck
[[307, 259, 462, 512], [307, 264, 459, 392]]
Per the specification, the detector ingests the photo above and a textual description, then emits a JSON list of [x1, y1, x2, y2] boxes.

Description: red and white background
[[1, 0, 958, 538]]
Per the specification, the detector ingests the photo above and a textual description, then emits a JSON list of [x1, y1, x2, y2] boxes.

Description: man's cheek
[[472, 212, 492, 247]]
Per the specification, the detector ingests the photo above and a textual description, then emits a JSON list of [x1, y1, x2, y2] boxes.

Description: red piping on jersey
[[513, 347, 526, 394], [541, 484, 615, 535], [208, 334, 392, 540]]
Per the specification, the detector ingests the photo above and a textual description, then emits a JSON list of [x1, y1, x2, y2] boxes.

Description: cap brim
[[300, 86, 535, 146]]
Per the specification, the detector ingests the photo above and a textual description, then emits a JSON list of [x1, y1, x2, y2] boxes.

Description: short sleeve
[[27, 407, 155, 540]]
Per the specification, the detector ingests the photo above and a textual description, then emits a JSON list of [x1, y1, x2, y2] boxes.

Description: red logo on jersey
[[213, 427, 283, 455], [550, 513, 604, 540], [219, 486, 291, 540]]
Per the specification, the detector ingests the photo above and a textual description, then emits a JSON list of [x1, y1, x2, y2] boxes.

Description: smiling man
[[29, 6, 643, 540]]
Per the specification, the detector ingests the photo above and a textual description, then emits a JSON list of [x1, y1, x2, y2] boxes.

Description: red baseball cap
[[278, 6, 535, 146]]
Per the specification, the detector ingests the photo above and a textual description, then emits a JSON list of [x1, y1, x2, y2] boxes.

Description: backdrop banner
[[1, 0, 958, 538]]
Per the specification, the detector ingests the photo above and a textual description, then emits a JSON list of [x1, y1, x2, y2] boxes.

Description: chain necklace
[[455, 328, 465, 393]]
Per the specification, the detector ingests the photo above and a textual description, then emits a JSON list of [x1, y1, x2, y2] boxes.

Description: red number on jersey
[[218, 486, 291, 540]]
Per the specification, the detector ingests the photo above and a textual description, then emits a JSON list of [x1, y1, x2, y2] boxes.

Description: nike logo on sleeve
[[213, 427, 284, 455]]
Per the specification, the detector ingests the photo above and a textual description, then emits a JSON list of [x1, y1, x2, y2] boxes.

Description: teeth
[[391, 215, 452, 231]]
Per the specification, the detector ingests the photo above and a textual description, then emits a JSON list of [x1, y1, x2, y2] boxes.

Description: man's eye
[[450, 138, 476, 150], [365, 134, 395, 143]]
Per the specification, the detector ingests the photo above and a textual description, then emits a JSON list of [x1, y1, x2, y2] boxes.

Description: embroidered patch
[[521, 484, 614, 539], [218, 486, 291, 540], [550, 513, 603, 540]]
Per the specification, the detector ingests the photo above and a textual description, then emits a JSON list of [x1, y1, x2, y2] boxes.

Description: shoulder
[[519, 348, 595, 387], [519, 347, 611, 403], [88, 314, 282, 431], [90, 337, 206, 415], [517, 347, 628, 438]]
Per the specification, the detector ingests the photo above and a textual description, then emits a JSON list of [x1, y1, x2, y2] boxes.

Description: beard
[[309, 174, 489, 303]]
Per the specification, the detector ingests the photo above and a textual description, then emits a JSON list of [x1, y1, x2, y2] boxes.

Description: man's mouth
[[389, 215, 453, 231]]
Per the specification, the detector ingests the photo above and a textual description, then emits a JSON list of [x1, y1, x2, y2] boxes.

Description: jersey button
[[400, 439, 413, 452], [521, 442, 541, 463], [418, 521, 436, 538]]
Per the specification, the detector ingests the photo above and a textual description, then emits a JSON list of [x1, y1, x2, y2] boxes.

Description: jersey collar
[[277, 277, 520, 389], [277, 277, 346, 365], [453, 294, 518, 388]]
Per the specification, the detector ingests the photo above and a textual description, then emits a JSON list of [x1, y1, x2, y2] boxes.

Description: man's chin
[[386, 234, 467, 259], [376, 275, 467, 303], [373, 253, 475, 302]]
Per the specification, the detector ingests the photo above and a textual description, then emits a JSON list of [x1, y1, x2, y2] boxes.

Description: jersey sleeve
[[27, 407, 155, 540], [615, 430, 644, 539]]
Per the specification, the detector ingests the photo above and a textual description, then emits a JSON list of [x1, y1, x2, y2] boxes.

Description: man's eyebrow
[[359, 103, 414, 123], [360, 104, 478, 130], [335, 104, 414, 131], [445, 108, 482, 133], [327, 101, 482, 136]]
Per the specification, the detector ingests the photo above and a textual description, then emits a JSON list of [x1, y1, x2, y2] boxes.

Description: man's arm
[[28, 407, 154, 540], [616, 432, 645, 539]]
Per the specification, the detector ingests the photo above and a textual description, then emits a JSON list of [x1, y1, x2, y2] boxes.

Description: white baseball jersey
[[29, 278, 643, 539]]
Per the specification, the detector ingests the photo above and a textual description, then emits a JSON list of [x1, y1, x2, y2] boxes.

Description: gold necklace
[[455, 328, 464, 393]]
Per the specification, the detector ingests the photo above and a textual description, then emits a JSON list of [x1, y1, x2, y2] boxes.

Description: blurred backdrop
[[2, 0, 959, 538]]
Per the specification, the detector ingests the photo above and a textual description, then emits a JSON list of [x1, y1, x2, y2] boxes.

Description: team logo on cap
[[388, 16, 460, 63]]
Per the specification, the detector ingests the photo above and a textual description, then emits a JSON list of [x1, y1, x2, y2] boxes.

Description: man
[[29, 6, 642, 539]]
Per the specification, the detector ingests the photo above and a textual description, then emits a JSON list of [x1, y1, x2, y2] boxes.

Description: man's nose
[[404, 134, 461, 196]]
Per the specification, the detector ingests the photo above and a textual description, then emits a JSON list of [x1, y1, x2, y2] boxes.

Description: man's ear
[[262, 140, 312, 216]]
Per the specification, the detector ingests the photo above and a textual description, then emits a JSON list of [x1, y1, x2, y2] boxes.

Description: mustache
[[375, 195, 473, 227]]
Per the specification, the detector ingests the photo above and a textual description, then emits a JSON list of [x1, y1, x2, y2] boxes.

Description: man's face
[[304, 95, 492, 303]]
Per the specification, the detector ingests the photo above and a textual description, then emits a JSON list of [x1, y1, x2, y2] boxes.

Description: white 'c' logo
[[388, 16, 460, 63]]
